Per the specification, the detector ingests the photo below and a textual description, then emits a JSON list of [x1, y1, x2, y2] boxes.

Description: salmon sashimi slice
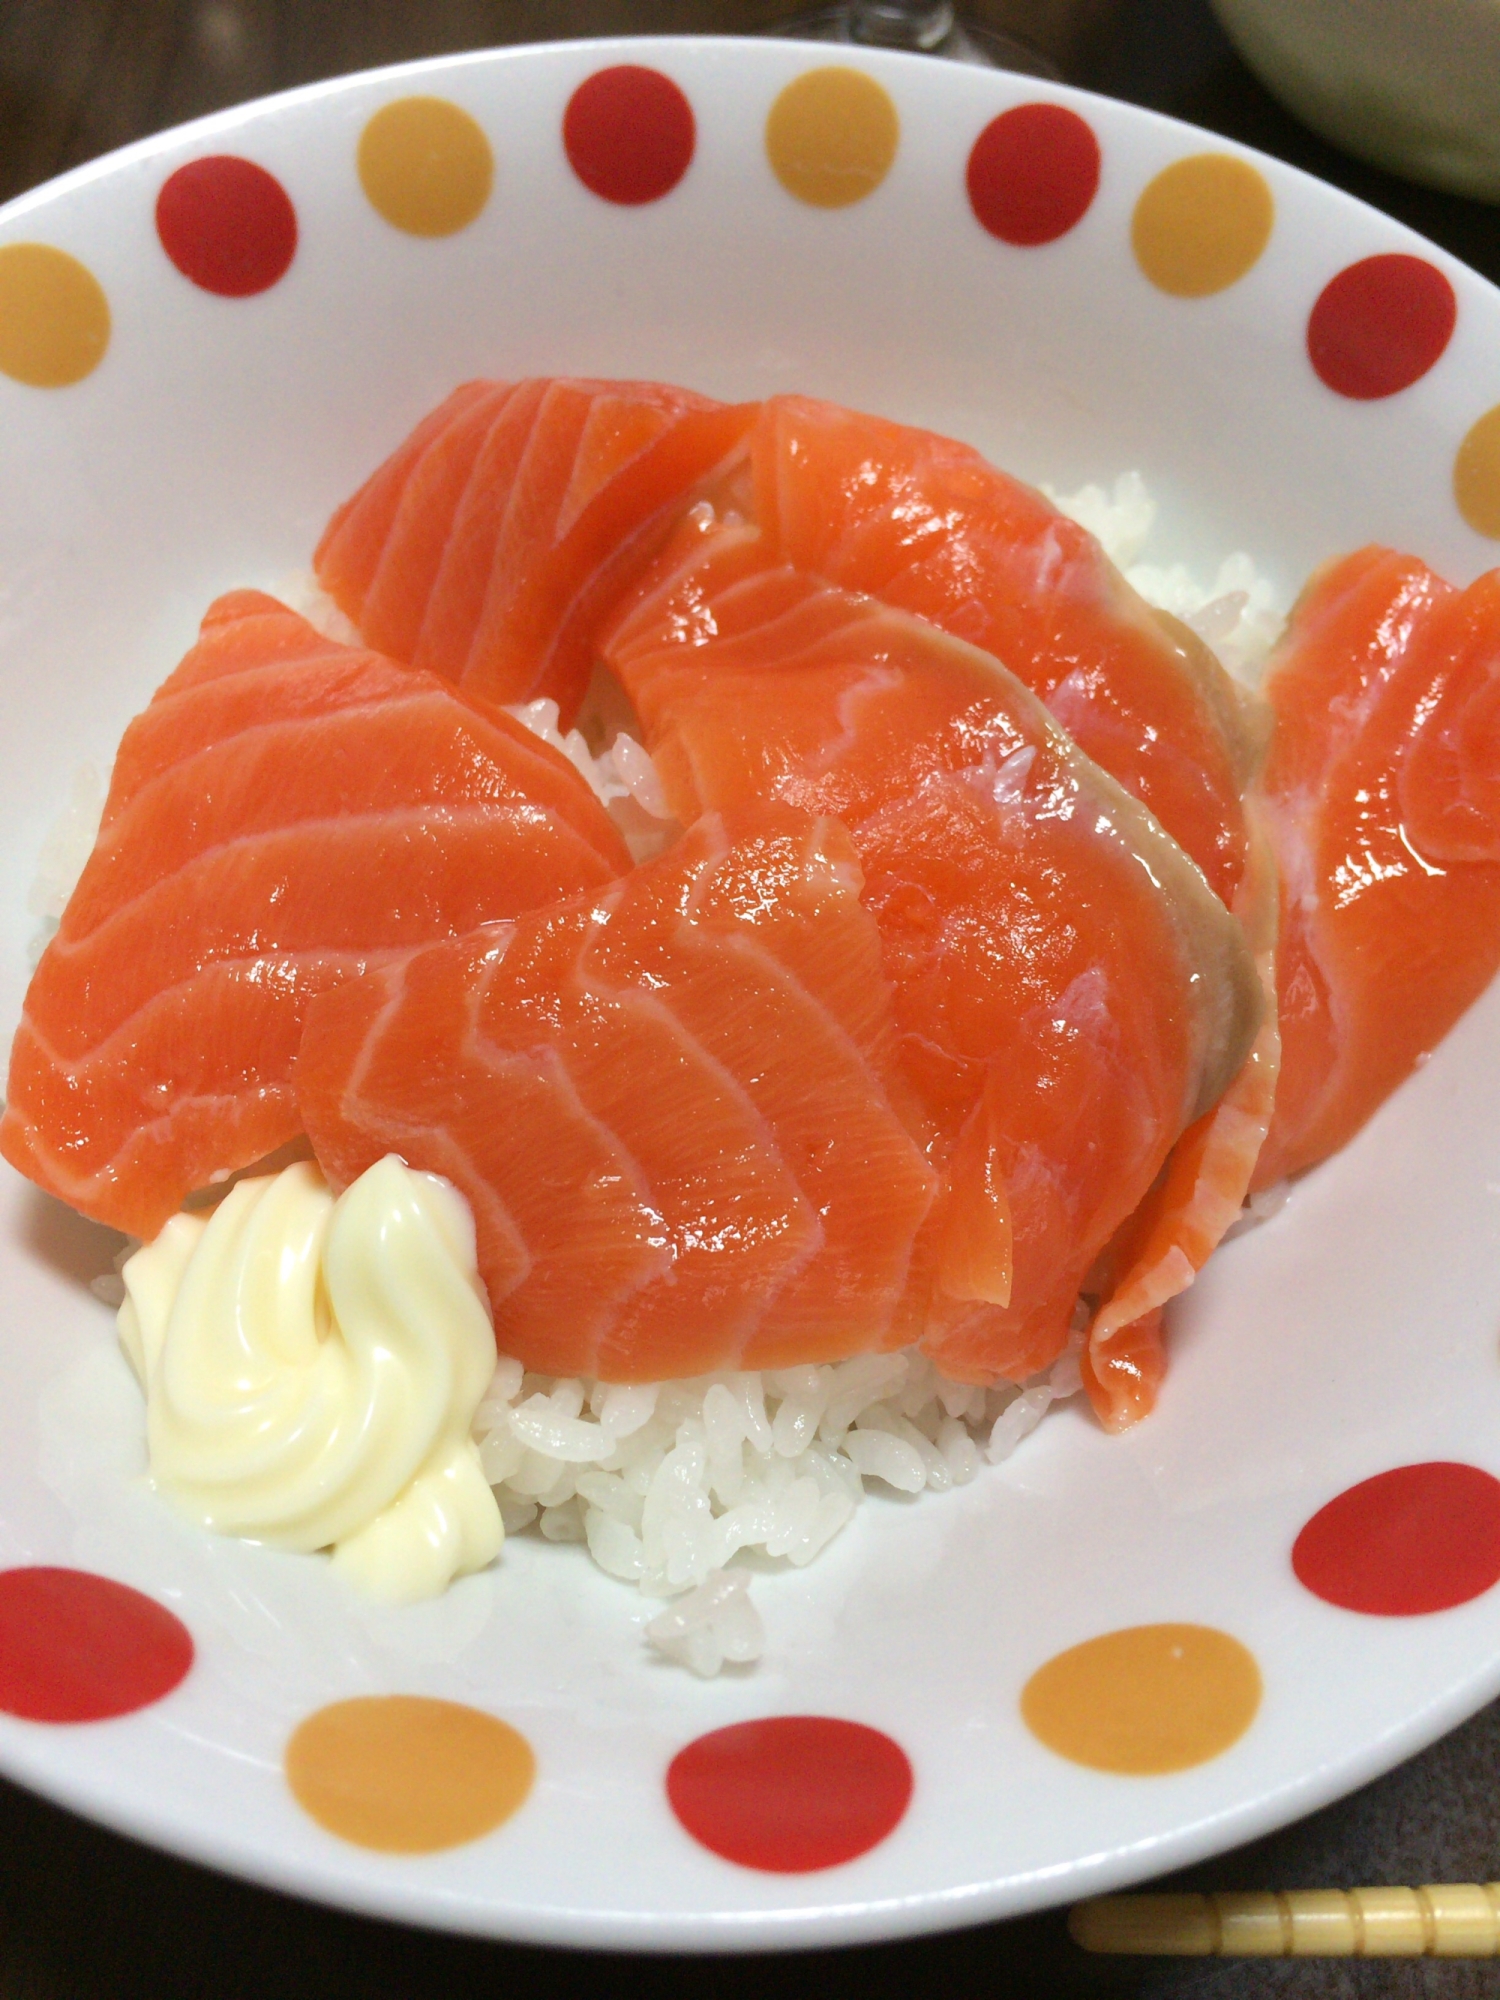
[[296, 806, 939, 1381], [1081, 819, 1283, 1430], [0, 592, 630, 1240], [316, 377, 1255, 891], [313, 380, 507, 649], [337, 380, 522, 669], [603, 523, 1262, 1382], [314, 378, 757, 723], [1253, 550, 1500, 1188], [742, 394, 1261, 906]]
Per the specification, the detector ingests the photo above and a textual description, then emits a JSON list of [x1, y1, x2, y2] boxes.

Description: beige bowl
[[1211, 0, 1500, 201]]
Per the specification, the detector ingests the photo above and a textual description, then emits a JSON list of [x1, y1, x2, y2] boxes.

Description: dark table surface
[[3, 3, 1499, 1995]]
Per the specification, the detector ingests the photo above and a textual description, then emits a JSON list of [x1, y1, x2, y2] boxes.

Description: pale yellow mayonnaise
[[118, 1155, 503, 1602]]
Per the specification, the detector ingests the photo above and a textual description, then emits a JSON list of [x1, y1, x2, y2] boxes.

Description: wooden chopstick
[[1070, 1887, 1500, 1958]]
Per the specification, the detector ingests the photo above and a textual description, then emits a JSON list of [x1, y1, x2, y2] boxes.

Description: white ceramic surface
[[3, 37, 1500, 1953]]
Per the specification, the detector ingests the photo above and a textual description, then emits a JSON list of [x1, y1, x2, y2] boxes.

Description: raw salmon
[[743, 396, 1261, 906], [314, 379, 756, 723], [314, 383, 1256, 905], [27, 366, 1487, 1429], [602, 519, 1262, 1381], [1253, 550, 1500, 1187], [296, 806, 939, 1381], [1081, 821, 1282, 1430], [0, 592, 630, 1239]]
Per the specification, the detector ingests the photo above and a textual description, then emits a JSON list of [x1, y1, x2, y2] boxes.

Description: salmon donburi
[[6, 379, 1498, 1663]]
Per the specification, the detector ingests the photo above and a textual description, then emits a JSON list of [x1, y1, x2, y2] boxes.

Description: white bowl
[[3, 35, 1500, 1953], [1212, 0, 1500, 203]]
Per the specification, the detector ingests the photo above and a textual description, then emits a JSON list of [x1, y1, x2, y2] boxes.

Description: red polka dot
[[966, 103, 1100, 247], [155, 156, 297, 297], [1307, 254, 1456, 399], [0, 1567, 193, 1722], [1292, 1463, 1500, 1615], [666, 1716, 912, 1872], [563, 66, 695, 206]]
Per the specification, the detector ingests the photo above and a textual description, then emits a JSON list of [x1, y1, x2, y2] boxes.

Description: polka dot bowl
[[4, 36, 1500, 1953]]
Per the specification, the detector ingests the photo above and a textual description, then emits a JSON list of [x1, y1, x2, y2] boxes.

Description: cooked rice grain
[[472, 1341, 1083, 1669]]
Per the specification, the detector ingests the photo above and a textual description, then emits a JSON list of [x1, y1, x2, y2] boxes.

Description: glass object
[[767, 0, 1059, 72]]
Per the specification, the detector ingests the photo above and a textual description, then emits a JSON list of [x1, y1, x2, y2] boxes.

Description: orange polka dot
[[0, 244, 109, 387], [357, 98, 493, 238], [285, 1696, 534, 1852], [1132, 155, 1274, 298], [1021, 1623, 1261, 1774], [1455, 404, 1500, 540], [765, 68, 899, 209]]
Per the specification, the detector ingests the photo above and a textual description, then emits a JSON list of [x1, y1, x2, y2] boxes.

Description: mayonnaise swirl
[[118, 1155, 503, 1602]]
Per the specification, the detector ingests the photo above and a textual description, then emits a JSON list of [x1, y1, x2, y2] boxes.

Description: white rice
[[29, 489, 1282, 1672], [1046, 472, 1286, 684], [504, 695, 678, 863], [275, 571, 363, 646], [472, 1337, 1084, 1675]]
